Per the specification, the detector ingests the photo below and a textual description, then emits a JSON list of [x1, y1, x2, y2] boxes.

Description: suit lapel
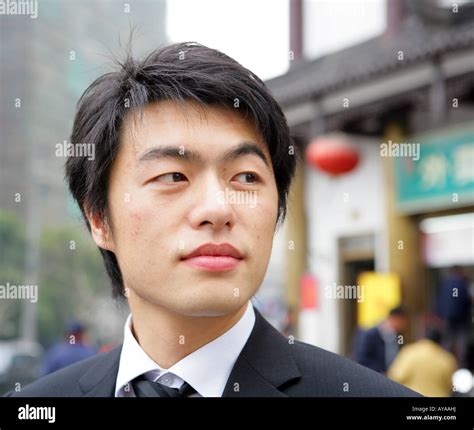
[[79, 346, 122, 397], [223, 307, 301, 397]]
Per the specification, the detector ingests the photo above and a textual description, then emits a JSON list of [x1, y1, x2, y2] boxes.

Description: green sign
[[394, 126, 474, 214]]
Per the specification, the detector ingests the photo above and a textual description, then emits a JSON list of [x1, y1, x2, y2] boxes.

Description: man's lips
[[180, 243, 244, 272], [181, 243, 243, 260]]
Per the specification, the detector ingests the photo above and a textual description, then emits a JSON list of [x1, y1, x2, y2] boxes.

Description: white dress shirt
[[115, 301, 255, 397]]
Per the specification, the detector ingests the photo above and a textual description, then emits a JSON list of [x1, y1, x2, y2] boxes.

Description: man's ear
[[84, 203, 115, 252]]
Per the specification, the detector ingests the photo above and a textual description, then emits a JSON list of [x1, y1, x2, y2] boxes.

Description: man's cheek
[[257, 200, 278, 231], [122, 203, 158, 235]]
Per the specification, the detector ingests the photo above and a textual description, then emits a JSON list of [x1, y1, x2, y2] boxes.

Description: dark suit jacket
[[5, 309, 419, 397], [355, 326, 388, 374]]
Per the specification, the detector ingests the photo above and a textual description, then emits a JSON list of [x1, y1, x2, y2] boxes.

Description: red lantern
[[300, 273, 318, 310], [306, 134, 360, 175]]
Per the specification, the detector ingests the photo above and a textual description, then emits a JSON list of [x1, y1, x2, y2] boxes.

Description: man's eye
[[155, 172, 187, 183], [233, 172, 259, 184]]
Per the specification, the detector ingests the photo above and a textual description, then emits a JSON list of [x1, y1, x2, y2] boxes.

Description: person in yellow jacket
[[388, 329, 457, 397]]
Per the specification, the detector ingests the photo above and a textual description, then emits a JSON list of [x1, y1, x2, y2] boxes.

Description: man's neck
[[127, 295, 249, 369]]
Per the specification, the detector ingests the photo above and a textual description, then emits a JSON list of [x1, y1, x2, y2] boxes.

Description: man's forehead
[[119, 100, 269, 160], [124, 100, 258, 131]]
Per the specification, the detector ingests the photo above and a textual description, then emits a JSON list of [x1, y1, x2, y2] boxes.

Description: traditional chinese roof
[[266, 13, 474, 106]]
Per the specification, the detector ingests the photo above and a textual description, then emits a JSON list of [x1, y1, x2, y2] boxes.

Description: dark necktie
[[132, 376, 196, 397]]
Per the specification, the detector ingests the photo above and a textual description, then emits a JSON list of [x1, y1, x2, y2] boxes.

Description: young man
[[7, 42, 418, 397]]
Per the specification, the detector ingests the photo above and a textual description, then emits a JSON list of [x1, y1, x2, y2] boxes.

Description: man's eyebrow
[[137, 142, 270, 166], [221, 142, 269, 167], [137, 146, 201, 163]]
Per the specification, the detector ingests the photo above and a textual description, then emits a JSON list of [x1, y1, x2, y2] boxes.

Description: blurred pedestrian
[[39, 321, 97, 376], [436, 266, 472, 367], [388, 329, 457, 397], [355, 306, 407, 374]]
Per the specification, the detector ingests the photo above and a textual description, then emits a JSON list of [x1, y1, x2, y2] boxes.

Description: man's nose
[[187, 176, 236, 230]]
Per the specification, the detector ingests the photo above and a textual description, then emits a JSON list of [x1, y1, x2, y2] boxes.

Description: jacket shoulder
[[362, 326, 381, 341], [286, 340, 420, 397], [4, 348, 119, 397]]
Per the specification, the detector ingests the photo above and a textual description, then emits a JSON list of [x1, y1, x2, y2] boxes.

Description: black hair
[[65, 42, 296, 299], [389, 305, 406, 317]]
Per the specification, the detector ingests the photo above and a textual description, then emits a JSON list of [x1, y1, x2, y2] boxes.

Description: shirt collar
[[115, 301, 255, 397]]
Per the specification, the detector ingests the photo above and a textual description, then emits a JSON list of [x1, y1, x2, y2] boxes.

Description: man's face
[[390, 315, 407, 333], [101, 101, 279, 317]]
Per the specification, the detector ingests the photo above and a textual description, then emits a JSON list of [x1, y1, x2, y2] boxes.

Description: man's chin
[[169, 297, 250, 318], [127, 281, 253, 317]]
